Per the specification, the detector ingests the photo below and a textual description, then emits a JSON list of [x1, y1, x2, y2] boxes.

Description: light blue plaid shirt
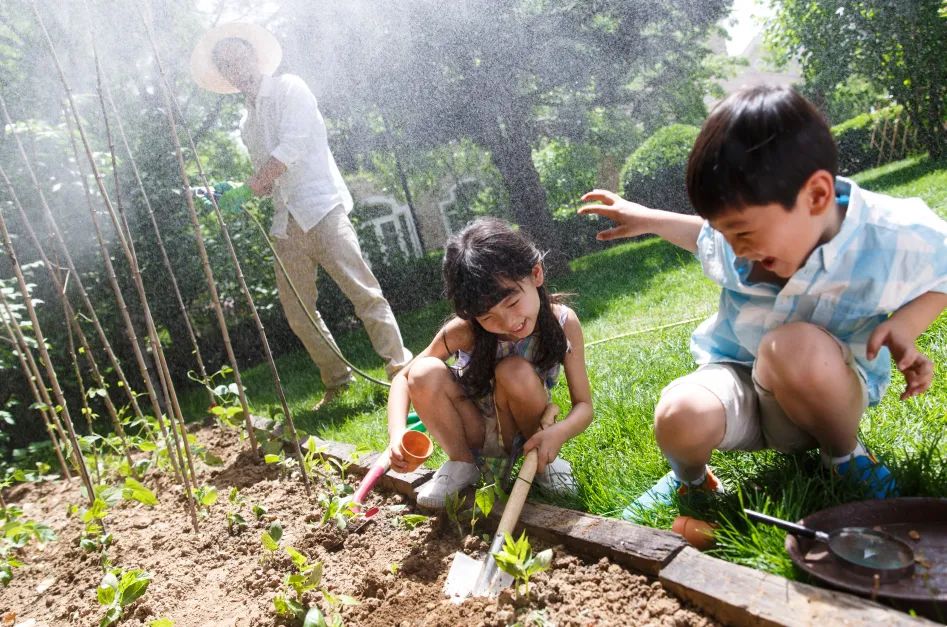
[[691, 178, 947, 405]]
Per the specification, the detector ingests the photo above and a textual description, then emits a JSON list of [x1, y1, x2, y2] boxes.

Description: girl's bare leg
[[406, 356, 484, 462], [493, 356, 548, 450]]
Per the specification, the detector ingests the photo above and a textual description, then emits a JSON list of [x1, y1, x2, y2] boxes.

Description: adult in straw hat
[[192, 23, 413, 409]]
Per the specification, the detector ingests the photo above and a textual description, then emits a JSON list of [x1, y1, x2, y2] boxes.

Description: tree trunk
[[483, 116, 568, 275]]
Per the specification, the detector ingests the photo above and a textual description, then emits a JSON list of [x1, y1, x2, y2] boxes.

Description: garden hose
[[585, 314, 707, 348]]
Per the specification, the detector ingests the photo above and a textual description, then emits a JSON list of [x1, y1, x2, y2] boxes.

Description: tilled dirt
[[0, 427, 716, 626]]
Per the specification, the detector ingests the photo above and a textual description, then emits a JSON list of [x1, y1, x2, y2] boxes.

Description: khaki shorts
[[662, 335, 868, 453]]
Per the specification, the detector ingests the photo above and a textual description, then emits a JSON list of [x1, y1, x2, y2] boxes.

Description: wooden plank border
[[315, 437, 934, 626]]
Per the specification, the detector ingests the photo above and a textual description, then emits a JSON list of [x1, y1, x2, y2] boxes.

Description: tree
[[277, 0, 729, 267], [767, 0, 947, 158]]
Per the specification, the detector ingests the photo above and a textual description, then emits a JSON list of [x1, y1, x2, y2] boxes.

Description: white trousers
[[273, 207, 412, 388]]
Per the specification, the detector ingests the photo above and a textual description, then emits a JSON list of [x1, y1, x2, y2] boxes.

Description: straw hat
[[190, 22, 282, 94]]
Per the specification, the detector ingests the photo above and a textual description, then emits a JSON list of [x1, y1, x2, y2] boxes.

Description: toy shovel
[[444, 403, 559, 602]]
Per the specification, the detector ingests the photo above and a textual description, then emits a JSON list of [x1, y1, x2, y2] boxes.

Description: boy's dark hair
[[686, 86, 838, 219], [442, 218, 567, 399]]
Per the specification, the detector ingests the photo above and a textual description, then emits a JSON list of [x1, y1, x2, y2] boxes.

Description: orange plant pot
[[671, 515, 718, 551], [398, 430, 433, 472]]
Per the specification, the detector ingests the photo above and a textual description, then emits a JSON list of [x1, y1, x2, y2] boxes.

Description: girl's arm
[[387, 318, 473, 468], [523, 307, 594, 470]]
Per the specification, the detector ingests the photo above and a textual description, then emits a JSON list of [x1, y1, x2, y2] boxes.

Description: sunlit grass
[[182, 154, 947, 580]]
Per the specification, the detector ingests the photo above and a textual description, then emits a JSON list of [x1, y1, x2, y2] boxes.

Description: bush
[[831, 106, 904, 175], [620, 124, 700, 214]]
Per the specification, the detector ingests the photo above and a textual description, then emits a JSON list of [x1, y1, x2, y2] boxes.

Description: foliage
[[273, 546, 356, 626], [96, 568, 151, 627], [261, 521, 283, 556], [192, 484, 218, 515], [831, 106, 913, 174], [620, 124, 700, 214], [767, 0, 947, 158], [803, 75, 890, 125], [226, 487, 248, 535], [188, 364, 245, 428], [491, 531, 553, 597]]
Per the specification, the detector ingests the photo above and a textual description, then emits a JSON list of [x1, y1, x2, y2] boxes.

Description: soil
[[0, 426, 717, 626]]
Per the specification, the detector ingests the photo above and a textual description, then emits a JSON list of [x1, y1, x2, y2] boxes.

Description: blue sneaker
[[620, 468, 724, 520], [833, 450, 898, 499]]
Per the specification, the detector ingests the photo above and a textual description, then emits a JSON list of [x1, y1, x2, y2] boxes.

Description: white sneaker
[[535, 457, 578, 496], [416, 461, 480, 509]]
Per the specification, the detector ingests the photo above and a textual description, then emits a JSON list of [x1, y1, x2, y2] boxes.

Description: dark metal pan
[[745, 508, 915, 582]]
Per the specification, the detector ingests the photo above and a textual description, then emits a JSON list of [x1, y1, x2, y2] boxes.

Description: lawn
[[211, 154, 947, 580]]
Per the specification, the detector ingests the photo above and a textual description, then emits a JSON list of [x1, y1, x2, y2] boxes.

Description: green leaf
[[251, 504, 267, 519], [302, 607, 327, 627], [97, 572, 118, 606], [286, 546, 307, 569], [264, 454, 281, 464], [149, 619, 174, 627], [261, 531, 278, 551], [398, 514, 429, 529], [118, 569, 151, 605], [475, 484, 496, 519], [122, 478, 158, 506], [268, 521, 283, 542], [100, 605, 122, 627]]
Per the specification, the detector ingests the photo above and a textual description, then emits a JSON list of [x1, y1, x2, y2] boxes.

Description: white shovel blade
[[444, 552, 513, 604]]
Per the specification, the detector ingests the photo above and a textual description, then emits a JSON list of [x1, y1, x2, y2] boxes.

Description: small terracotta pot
[[398, 430, 433, 472], [671, 515, 718, 551]]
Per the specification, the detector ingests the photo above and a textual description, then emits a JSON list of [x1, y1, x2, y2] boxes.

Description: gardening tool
[[444, 403, 560, 602], [352, 412, 431, 515], [498, 433, 526, 495], [744, 508, 916, 582]]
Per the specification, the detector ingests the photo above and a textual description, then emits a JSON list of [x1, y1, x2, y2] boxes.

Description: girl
[[387, 218, 594, 508]]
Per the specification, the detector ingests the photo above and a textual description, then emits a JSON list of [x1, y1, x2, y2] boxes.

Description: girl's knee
[[406, 357, 451, 397], [494, 355, 535, 382]]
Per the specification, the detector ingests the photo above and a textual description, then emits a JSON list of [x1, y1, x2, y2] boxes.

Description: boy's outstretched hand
[[867, 320, 934, 399], [578, 189, 656, 241]]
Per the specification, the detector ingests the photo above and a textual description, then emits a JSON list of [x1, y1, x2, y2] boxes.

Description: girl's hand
[[388, 429, 410, 473], [578, 189, 657, 241], [523, 424, 566, 473]]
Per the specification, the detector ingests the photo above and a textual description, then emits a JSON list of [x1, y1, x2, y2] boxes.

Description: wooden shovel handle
[[494, 403, 559, 538]]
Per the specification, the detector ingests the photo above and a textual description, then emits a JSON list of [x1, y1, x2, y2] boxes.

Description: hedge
[[620, 124, 700, 214]]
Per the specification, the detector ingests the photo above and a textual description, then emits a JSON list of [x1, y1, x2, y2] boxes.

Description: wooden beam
[[660, 547, 934, 627]]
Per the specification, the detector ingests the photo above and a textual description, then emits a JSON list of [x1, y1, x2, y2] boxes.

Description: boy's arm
[[867, 291, 947, 399], [579, 189, 703, 253]]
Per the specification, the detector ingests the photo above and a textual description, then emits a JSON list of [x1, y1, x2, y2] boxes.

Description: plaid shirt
[[691, 177, 947, 405]]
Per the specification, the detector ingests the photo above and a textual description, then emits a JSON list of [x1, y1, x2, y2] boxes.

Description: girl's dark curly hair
[[442, 218, 567, 399]]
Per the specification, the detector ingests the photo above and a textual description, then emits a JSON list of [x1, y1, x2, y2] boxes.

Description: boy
[[579, 86, 947, 516]]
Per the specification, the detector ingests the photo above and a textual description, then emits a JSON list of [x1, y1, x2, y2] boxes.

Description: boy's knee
[[757, 322, 842, 390], [653, 388, 724, 453], [406, 357, 449, 396]]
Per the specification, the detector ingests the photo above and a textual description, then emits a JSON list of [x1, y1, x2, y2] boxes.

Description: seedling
[[96, 567, 151, 626], [491, 531, 552, 597], [397, 513, 430, 530], [226, 487, 248, 535], [188, 365, 245, 429], [191, 485, 218, 516], [251, 504, 268, 520], [121, 478, 158, 507], [470, 482, 504, 536], [444, 491, 466, 537], [273, 546, 356, 626], [79, 498, 113, 561], [261, 521, 283, 558], [0, 505, 55, 585], [318, 493, 357, 530]]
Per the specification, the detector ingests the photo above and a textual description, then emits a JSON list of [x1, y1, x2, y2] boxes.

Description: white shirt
[[241, 74, 353, 238]]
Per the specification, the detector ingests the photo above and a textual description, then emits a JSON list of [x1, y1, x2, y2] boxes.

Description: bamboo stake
[[0, 207, 95, 505], [153, 50, 312, 494], [0, 299, 71, 480], [0, 99, 150, 432], [59, 111, 199, 531], [0, 163, 138, 478], [61, 293, 101, 484], [133, 7, 259, 457], [98, 61, 214, 409]]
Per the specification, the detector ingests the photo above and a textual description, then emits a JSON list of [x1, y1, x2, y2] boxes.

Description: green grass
[[184, 154, 947, 581]]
